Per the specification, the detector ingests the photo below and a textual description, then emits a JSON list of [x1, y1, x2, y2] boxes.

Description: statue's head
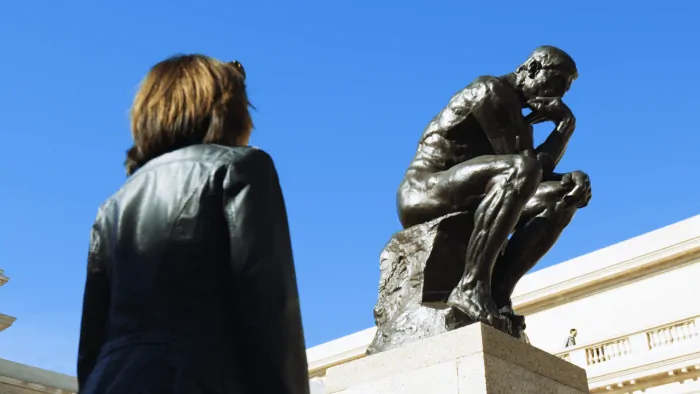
[[515, 46, 578, 100]]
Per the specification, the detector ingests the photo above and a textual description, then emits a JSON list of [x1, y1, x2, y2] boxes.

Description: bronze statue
[[368, 46, 591, 354], [398, 45, 591, 335]]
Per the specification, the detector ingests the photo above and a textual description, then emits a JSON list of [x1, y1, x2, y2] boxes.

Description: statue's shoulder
[[461, 76, 504, 99], [464, 76, 517, 105], [470, 75, 510, 93], [471, 75, 502, 86]]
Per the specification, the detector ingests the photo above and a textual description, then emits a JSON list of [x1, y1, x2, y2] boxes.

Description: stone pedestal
[[325, 323, 588, 394]]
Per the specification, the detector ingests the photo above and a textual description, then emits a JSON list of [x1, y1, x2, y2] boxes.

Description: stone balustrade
[[556, 316, 700, 368], [555, 316, 700, 393]]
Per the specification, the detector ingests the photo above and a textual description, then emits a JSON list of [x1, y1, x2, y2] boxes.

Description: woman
[[77, 55, 310, 394]]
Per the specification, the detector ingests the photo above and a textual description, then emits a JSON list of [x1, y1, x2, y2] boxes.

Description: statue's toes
[[486, 314, 512, 335]]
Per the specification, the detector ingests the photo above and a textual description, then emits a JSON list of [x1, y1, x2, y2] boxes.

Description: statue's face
[[521, 66, 577, 100]]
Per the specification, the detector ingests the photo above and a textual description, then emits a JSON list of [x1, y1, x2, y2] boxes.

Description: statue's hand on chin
[[525, 97, 573, 124]]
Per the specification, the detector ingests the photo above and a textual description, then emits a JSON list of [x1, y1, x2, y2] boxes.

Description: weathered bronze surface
[[368, 46, 590, 355]]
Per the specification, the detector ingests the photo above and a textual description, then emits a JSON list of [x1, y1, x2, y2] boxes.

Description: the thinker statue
[[395, 46, 591, 337]]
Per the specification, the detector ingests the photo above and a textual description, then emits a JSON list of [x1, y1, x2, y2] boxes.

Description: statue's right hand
[[526, 97, 574, 123], [561, 171, 592, 208]]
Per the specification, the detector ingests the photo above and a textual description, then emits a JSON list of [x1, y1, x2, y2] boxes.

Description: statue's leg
[[432, 155, 542, 334], [491, 180, 580, 312]]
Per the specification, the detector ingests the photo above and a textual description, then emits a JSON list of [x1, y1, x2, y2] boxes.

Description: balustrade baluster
[[665, 327, 673, 345], [651, 331, 660, 348]]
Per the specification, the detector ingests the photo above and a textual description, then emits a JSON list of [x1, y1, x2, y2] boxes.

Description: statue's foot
[[499, 305, 526, 328], [499, 305, 526, 340], [447, 283, 512, 335]]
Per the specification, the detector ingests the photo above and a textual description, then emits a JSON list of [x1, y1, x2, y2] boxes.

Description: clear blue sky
[[1, 0, 698, 376]]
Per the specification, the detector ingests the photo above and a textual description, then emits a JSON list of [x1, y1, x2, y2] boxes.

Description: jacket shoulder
[[221, 146, 274, 167], [219, 146, 279, 190], [219, 146, 276, 174]]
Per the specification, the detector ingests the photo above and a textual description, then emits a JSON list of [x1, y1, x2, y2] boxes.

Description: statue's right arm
[[222, 149, 311, 394], [469, 79, 532, 156]]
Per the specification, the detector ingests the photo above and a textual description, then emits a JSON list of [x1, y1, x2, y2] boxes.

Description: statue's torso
[[404, 76, 525, 177]]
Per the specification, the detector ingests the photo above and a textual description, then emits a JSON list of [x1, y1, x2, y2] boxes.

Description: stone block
[[367, 212, 474, 355], [326, 323, 588, 394]]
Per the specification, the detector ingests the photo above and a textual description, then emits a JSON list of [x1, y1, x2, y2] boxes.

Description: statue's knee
[[511, 156, 541, 180], [508, 156, 541, 192]]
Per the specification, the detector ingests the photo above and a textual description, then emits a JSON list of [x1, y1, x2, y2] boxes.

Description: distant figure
[[77, 55, 310, 394], [565, 328, 578, 348]]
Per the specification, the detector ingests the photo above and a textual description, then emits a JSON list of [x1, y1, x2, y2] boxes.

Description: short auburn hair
[[125, 54, 252, 175]]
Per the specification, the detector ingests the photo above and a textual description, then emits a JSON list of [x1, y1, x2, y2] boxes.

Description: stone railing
[[646, 318, 698, 350], [585, 337, 632, 365], [555, 316, 700, 374]]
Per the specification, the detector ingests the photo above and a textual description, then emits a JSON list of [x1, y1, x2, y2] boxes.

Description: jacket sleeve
[[77, 211, 111, 392], [223, 149, 310, 394]]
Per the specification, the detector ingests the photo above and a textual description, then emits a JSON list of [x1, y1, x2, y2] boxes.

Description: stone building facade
[[0, 271, 77, 394]]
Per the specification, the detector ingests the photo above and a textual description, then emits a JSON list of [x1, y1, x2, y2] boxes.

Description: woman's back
[[102, 144, 241, 346], [79, 144, 310, 394]]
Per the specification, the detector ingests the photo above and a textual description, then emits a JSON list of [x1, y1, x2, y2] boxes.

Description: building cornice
[[0, 270, 8, 287], [0, 358, 77, 393], [308, 328, 376, 377], [0, 314, 15, 333], [512, 236, 700, 315], [510, 215, 700, 303]]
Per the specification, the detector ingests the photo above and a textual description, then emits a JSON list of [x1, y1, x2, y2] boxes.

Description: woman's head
[[126, 54, 253, 175]]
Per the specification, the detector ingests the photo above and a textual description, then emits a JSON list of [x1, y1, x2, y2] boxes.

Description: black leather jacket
[[77, 144, 310, 394]]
